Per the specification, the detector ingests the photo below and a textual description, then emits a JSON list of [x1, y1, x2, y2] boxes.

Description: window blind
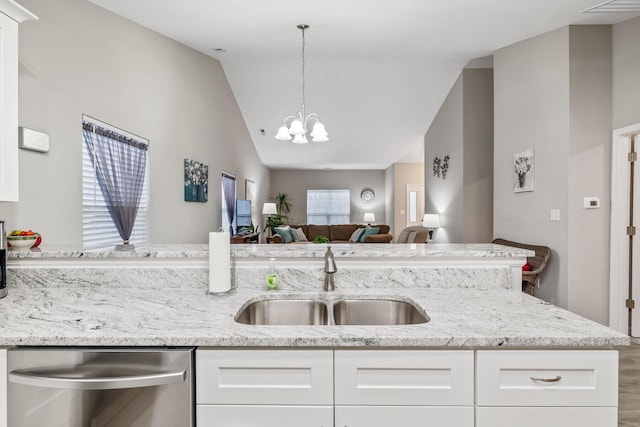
[[307, 189, 350, 225], [221, 172, 236, 234], [82, 116, 149, 249]]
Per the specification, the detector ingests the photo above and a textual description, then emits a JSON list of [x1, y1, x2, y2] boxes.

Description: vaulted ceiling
[[89, 0, 639, 169]]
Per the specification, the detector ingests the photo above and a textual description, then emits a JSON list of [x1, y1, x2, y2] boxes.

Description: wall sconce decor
[[432, 155, 450, 179]]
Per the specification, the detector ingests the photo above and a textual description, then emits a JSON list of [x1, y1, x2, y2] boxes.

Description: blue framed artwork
[[184, 158, 208, 202]]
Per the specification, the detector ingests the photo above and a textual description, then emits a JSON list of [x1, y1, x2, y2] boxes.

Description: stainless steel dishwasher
[[7, 347, 194, 427]]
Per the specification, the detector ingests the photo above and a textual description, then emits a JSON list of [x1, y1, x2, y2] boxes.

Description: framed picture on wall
[[245, 179, 256, 202], [184, 158, 209, 202], [513, 149, 534, 193]]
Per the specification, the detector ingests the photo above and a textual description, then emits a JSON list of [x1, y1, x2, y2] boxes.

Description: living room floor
[[619, 339, 640, 426]]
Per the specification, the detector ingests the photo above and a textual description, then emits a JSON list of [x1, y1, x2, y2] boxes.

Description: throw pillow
[[274, 226, 295, 243], [348, 227, 365, 242], [358, 226, 380, 242], [292, 227, 308, 242]]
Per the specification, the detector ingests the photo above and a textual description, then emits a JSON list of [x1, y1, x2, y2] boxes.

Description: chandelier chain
[[301, 25, 306, 116]]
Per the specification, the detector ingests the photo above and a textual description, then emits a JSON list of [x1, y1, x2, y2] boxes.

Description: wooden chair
[[492, 238, 551, 296]]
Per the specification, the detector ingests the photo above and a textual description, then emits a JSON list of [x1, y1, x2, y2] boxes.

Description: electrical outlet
[[550, 209, 560, 221]]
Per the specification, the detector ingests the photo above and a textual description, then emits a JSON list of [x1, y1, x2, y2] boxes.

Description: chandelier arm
[[281, 115, 297, 125]]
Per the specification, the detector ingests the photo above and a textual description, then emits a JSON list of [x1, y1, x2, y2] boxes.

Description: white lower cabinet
[[0, 349, 6, 427], [195, 348, 618, 427], [476, 350, 619, 427], [336, 406, 474, 427], [197, 405, 333, 427], [476, 407, 618, 427]]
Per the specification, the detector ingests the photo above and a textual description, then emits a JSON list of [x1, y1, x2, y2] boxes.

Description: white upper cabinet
[[0, 1, 36, 201]]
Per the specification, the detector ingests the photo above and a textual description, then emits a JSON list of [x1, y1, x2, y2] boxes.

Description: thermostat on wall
[[583, 197, 600, 209], [19, 127, 50, 153]]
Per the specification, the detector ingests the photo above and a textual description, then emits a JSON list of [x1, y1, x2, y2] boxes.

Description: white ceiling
[[88, 0, 638, 170]]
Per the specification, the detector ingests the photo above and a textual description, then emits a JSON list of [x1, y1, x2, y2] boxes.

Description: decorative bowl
[[7, 233, 41, 250]]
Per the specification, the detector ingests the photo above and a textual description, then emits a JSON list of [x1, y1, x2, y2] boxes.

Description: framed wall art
[[514, 149, 534, 193], [184, 158, 209, 202]]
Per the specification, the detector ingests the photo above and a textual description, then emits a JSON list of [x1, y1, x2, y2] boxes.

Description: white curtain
[[307, 189, 350, 225]]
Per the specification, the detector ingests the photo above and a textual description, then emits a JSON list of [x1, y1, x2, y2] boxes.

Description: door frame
[[609, 123, 640, 335], [405, 184, 425, 228]]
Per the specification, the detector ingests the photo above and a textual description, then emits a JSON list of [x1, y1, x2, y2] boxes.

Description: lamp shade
[[275, 126, 292, 140], [363, 213, 375, 223], [292, 134, 309, 144], [423, 214, 440, 228], [262, 203, 277, 215]]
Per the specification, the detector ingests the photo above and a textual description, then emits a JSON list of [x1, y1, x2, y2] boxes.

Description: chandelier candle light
[[275, 24, 329, 144]]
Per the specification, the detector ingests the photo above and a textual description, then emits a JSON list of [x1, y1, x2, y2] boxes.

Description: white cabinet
[[196, 349, 619, 427], [0, 348, 6, 427], [476, 350, 618, 427], [0, 1, 37, 201], [196, 349, 333, 426], [336, 406, 474, 427], [334, 350, 474, 427], [198, 405, 333, 427]]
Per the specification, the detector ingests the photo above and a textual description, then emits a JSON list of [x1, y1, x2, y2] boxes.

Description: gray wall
[[1, 0, 270, 245], [270, 170, 386, 226], [425, 73, 464, 242], [424, 69, 493, 243], [462, 68, 494, 243], [494, 26, 612, 323], [567, 26, 612, 324], [494, 27, 570, 308], [613, 16, 640, 129]]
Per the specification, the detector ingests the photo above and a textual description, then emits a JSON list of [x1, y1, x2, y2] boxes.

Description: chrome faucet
[[324, 246, 337, 291]]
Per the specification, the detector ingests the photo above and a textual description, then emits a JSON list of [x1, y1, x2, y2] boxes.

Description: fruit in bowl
[[7, 229, 42, 250]]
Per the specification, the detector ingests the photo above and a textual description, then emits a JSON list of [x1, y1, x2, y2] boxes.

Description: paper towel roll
[[209, 231, 231, 293]]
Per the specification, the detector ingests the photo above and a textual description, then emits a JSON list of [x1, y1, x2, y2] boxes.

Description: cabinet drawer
[[197, 405, 333, 427], [476, 407, 617, 427], [335, 350, 474, 405], [476, 350, 618, 407], [196, 349, 333, 405], [336, 405, 474, 427]]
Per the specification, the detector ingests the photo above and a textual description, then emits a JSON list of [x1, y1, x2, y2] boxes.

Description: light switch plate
[[583, 197, 600, 209], [19, 127, 49, 153], [550, 209, 560, 221]]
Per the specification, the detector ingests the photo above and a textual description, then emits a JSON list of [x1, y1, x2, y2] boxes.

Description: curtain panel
[[83, 121, 148, 243]]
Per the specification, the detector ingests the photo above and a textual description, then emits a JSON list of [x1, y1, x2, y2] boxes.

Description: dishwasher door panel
[[8, 348, 193, 427]]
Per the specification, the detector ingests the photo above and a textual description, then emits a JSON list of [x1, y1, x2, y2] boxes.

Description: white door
[[406, 184, 424, 228], [610, 127, 640, 337], [632, 134, 640, 337]]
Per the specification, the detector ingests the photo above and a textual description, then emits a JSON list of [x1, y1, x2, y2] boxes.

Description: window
[[82, 116, 149, 249], [221, 172, 236, 234], [307, 189, 350, 225]]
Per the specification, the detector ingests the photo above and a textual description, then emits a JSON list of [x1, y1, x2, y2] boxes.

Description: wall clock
[[360, 188, 375, 204]]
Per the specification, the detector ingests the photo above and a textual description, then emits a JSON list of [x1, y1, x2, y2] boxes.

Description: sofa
[[271, 224, 393, 244]]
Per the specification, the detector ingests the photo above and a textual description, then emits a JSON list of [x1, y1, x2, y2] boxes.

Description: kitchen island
[[0, 243, 630, 427]]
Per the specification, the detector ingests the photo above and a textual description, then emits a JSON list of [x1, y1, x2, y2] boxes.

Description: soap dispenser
[[0, 220, 6, 298]]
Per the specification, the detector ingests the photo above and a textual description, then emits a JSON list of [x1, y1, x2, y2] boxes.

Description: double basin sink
[[235, 297, 430, 326]]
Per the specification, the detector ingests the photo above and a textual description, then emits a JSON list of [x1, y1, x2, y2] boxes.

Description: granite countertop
[[0, 243, 627, 348], [6, 243, 534, 260], [0, 283, 628, 348]]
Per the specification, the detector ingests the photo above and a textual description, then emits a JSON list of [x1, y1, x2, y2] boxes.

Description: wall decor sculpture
[[433, 155, 450, 179], [184, 158, 209, 202], [513, 149, 534, 193]]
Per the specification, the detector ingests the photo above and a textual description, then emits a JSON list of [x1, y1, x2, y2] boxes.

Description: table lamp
[[423, 214, 440, 242]]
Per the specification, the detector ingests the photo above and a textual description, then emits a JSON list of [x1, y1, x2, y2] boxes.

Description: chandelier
[[275, 24, 329, 144]]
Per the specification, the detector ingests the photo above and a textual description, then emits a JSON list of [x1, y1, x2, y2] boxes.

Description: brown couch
[[271, 224, 393, 244]]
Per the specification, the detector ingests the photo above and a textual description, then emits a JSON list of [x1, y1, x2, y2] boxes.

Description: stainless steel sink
[[235, 297, 429, 326], [235, 299, 329, 325], [333, 299, 429, 325]]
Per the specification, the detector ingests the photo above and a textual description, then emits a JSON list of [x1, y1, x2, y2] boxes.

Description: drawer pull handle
[[530, 375, 562, 383]]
